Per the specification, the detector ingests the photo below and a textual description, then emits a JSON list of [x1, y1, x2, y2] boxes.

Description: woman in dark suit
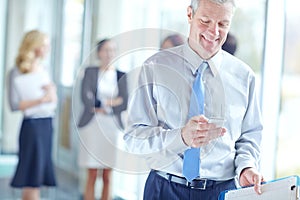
[[77, 38, 127, 200]]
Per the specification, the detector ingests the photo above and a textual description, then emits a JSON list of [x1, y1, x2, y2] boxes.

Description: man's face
[[187, 0, 234, 59]]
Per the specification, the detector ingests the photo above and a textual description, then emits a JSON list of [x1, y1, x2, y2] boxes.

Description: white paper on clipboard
[[218, 175, 300, 200]]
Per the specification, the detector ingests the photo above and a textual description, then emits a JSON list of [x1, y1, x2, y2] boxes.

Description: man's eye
[[219, 22, 229, 28], [200, 19, 209, 24]]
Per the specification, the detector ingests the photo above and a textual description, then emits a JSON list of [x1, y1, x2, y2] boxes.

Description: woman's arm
[[19, 83, 57, 111], [105, 96, 123, 107], [7, 68, 20, 111], [81, 68, 98, 110]]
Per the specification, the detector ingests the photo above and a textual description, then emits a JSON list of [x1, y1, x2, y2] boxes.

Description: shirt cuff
[[167, 127, 189, 154], [236, 161, 257, 181]]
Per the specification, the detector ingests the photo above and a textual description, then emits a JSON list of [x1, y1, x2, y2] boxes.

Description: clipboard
[[218, 175, 300, 200]]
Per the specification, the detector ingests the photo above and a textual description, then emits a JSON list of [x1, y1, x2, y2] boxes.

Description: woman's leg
[[84, 168, 98, 200], [101, 168, 112, 200], [22, 187, 40, 200]]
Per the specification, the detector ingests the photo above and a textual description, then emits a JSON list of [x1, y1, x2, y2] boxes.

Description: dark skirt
[[11, 117, 56, 188]]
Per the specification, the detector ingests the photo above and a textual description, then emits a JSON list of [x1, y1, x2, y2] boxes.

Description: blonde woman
[[8, 30, 57, 200]]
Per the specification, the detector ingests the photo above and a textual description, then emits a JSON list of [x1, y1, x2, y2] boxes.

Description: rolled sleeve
[[235, 73, 263, 179]]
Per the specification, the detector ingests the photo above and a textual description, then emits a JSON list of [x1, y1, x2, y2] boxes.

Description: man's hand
[[181, 115, 226, 148], [239, 167, 265, 195]]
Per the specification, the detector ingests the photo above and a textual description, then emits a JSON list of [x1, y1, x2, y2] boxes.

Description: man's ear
[[187, 6, 193, 23]]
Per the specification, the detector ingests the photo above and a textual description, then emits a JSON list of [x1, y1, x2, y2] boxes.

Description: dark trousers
[[143, 170, 236, 200]]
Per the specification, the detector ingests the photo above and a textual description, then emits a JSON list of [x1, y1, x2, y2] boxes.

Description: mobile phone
[[208, 117, 225, 128]]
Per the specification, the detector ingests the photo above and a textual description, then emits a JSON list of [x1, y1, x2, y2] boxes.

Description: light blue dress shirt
[[124, 42, 263, 181]]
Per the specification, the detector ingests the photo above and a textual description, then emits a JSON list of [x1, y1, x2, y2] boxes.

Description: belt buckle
[[189, 179, 207, 190]]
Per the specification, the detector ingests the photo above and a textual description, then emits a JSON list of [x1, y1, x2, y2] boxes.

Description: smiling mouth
[[202, 35, 218, 43]]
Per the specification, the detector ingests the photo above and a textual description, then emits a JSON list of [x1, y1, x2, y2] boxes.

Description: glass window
[[55, 0, 84, 170], [60, 0, 84, 87], [276, 0, 300, 178], [0, 0, 8, 147], [230, 0, 266, 72]]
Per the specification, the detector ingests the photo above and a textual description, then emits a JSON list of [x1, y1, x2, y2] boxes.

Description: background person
[[125, 0, 264, 199], [160, 34, 185, 49], [77, 38, 128, 200], [8, 30, 57, 200], [222, 32, 237, 55]]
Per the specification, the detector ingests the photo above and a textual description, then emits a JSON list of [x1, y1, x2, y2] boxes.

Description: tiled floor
[[0, 166, 81, 200], [0, 155, 145, 200]]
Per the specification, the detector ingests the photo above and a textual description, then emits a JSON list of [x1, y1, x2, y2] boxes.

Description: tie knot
[[198, 62, 208, 75]]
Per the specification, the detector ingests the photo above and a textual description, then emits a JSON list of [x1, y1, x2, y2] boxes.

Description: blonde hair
[[15, 30, 48, 73]]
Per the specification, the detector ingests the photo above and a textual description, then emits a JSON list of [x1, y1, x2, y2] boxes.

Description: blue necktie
[[183, 62, 208, 182]]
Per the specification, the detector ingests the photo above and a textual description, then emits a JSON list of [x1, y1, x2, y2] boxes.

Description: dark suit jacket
[[78, 66, 128, 128]]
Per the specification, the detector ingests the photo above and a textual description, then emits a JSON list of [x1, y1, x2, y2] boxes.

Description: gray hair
[[190, 0, 236, 14]]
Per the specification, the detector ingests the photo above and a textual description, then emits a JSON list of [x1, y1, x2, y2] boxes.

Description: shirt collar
[[183, 41, 223, 77]]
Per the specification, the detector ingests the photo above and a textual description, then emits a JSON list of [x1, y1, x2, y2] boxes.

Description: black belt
[[155, 170, 227, 190]]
